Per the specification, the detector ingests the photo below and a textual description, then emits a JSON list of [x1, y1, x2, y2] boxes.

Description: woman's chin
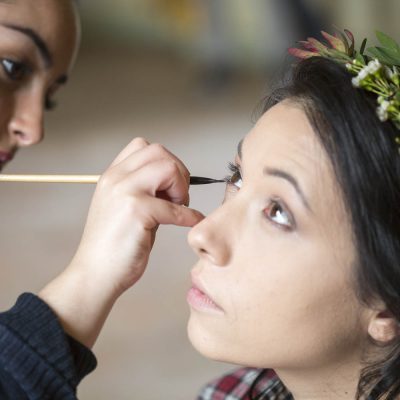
[[187, 314, 231, 362]]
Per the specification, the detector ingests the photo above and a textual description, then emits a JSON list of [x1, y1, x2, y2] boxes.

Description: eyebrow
[[236, 139, 312, 213], [264, 168, 312, 212], [3, 23, 52, 68]]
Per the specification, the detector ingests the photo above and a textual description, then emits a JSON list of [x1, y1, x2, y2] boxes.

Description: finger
[[112, 143, 190, 187], [119, 158, 190, 206], [109, 137, 150, 167], [137, 196, 205, 229]]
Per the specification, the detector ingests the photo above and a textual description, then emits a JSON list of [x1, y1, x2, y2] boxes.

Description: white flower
[[385, 66, 394, 79], [377, 106, 388, 121], [367, 59, 381, 74], [358, 67, 369, 80], [380, 100, 390, 111], [352, 77, 360, 87], [345, 63, 352, 70]]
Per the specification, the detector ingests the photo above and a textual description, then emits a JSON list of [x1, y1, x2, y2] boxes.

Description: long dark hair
[[253, 57, 400, 399]]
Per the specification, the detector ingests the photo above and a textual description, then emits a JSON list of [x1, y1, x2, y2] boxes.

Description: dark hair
[[253, 57, 400, 399]]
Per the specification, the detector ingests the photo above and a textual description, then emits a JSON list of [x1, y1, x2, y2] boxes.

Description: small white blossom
[[377, 106, 388, 121], [385, 66, 394, 79], [380, 100, 390, 111], [345, 63, 352, 70], [352, 77, 360, 87], [358, 68, 369, 80], [367, 59, 381, 74]]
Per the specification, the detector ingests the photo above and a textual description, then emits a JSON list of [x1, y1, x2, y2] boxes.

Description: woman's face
[[187, 101, 370, 371], [0, 0, 80, 170]]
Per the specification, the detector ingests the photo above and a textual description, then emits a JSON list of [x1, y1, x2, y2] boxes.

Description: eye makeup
[[223, 160, 296, 231]]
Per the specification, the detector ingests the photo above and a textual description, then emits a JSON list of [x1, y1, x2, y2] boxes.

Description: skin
[[186, 101, 385, 399]]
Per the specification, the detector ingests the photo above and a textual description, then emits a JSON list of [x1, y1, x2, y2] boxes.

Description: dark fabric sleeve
[[0, 293, 97, 400]]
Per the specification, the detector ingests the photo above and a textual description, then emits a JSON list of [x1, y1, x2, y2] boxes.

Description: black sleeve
[[0, 293, 97, 400]]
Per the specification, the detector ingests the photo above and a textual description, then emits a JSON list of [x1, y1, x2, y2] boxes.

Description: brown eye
[[230, 171, 242, 188], [1, 59, 29, 81], [264, 200, 293, 229]]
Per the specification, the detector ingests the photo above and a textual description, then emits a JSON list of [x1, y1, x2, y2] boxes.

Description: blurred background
[[0, 0, 400, 398]]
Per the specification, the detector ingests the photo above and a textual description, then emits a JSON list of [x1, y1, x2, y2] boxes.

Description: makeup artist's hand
[[39, 138, 204, 348]]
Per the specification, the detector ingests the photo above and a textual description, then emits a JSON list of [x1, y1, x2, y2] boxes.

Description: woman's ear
[[368, 310, 399, 343]]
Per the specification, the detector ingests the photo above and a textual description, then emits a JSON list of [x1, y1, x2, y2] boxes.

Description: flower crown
[[288, 29, 400, 146]]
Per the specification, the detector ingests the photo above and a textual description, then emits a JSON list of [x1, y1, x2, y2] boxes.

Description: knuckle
[[132, 137, 149, 146], [164, 159, 180, 175], [151, 143, 167, 156], [98, 172, 115, 188]]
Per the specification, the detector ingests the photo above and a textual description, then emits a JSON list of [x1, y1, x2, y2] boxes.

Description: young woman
[[0, 0, 202, 398], [192, 52, 400, 399]]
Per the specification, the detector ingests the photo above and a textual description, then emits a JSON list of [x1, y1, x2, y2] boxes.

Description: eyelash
[[1, 58, 31, 81], [224, 162, 242, 186], [44, 97, 57, 111], [224, 161, 295, 231]]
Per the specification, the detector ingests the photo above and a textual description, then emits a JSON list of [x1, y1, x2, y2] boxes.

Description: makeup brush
[[0, 174, 225, 185]]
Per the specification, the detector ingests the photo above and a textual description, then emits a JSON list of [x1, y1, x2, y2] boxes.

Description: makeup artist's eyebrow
[[264, 167, 312, 212], [3, 23, 52, 67]]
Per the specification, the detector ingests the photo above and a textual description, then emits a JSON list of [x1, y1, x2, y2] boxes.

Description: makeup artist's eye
[[1, 59, 30, 81], [224, 162, 242, 189], [264, 200, 294, 230], [44, 97, 57, 111]]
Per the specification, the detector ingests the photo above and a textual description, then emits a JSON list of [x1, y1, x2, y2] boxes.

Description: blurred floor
[[0, 44, 266, 399]]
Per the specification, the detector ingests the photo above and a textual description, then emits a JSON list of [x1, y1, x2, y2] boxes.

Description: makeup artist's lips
[[0, 151, 14, 171], [187, 275, 224, 314], [0, 151, 14, 163]]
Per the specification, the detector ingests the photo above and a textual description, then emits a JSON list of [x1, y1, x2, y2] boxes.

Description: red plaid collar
[[197, 368, 293, 400]]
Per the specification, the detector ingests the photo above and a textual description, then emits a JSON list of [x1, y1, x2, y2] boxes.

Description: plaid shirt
[[197, 368, 293, 400]]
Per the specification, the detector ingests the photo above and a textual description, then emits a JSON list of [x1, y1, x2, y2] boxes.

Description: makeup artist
[[0, 0, 203, 398]]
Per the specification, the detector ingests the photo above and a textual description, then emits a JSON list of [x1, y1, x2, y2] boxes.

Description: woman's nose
[[8, 92, 45, 147], [187, 205, 233, 266]]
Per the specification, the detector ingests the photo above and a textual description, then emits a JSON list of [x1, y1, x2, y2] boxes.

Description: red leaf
[[321, 31, 345, 52], [288, 48, 316, 59]]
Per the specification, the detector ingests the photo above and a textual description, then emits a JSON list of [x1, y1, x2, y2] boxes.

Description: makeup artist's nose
[[8, 92, 45, 147], [188, 205, 233, 266]]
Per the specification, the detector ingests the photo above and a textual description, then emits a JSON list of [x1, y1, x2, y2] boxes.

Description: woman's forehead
[[241, 101, 346, 217], [242, 102, 325, 171]]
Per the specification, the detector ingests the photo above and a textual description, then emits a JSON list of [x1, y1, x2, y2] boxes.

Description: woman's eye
[[264, 201, 293, 230], [225, 162, 243, 189], [1, 59, 30, 81]]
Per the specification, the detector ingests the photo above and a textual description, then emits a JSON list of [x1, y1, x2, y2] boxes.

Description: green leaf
[[360, 38, 367, 55], [367, 47, 400, 65], [376, 31, 400, 53], [355, 52, 366, 65], [377, 47, 400, 64]]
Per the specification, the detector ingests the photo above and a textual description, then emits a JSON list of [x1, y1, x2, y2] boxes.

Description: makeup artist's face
[[187, 101, 370, 371], [0, 0, 80, 170]]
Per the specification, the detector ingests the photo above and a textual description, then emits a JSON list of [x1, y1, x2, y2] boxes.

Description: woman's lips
[[187, 277, 224, 314]]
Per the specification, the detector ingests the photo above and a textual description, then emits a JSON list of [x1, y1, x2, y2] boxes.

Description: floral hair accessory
[[289, 29, 400, 143]]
